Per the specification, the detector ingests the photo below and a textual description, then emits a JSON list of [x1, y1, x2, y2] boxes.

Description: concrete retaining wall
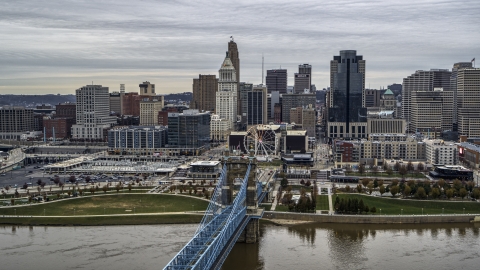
[[264, 211, 478, 224]]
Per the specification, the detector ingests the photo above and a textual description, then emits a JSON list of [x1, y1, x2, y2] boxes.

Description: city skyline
[[0, 0, 479, 94]]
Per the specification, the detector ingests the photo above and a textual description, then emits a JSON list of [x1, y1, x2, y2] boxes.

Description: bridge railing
[[201, 164, 251, 270], [194, 164, 227, 235]]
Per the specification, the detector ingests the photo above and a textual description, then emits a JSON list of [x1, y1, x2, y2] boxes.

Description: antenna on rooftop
[[262, 54, 264, 85]]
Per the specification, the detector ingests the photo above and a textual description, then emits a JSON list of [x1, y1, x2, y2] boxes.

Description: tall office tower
[[266, 69, 287, 93], [450, 62, 473, 130], [402, 69, 451, 132], [192, 75, 218, 112], [215, 52, 238, 127], [0, 106, 34, 137], [290, 107, 303, 124], [122, 92, 140, 116], [239, 82, 253, 126], [410, 90, 453, 138], [109, 91, 124, 115], [168, 109, 211, 148], [294, 64, 312, 93], [457, 68, 480, 137], [327, 50, 367, 139], [246, 85, 268, 126], [302, 104, 316, 138], [72, 85, 116, 140], [281, 93, 316, 124], [267, 91, 280, 120], [139, 96, 164, 125], [228, 38, 240, 120], [139, 81, 155, 96]]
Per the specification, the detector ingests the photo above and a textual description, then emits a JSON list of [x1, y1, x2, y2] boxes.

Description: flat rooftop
[[190, 161, 221, 167]]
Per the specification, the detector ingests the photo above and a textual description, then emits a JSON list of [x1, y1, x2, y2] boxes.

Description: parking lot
[[1, 162, 160, 191]]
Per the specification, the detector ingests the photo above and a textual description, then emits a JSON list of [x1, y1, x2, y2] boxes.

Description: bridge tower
[[222, 145, 260, 243]]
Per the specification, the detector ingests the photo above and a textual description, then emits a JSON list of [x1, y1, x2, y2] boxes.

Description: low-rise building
[[425, 139, 458, 165], [458, 142, 480, 169], [210, 114, 231, 142], [107, 126, 168, 154]]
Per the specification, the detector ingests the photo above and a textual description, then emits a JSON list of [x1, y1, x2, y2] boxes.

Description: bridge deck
[[209, 215, 250, 270]]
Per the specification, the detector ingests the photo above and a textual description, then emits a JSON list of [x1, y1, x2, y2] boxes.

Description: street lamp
[[463, 208, 465, 214], [380, 209, 382, 215], [401, 209, 403, 215], [422, 208, 424, 215], [442, 208, 444, 215]]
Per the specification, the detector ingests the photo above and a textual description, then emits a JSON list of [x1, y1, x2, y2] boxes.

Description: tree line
[[334, 196, 376, 214]]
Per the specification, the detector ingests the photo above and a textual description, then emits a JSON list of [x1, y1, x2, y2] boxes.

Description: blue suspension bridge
[[164, 152, 269, 270]]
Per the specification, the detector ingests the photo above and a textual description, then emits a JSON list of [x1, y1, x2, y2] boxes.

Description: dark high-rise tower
[[294, 64, 311, 93], [192, 74, 218, 113], [228, 38, 240, 122], [266, 69, 287, 94], [327, 50, 367, 139]]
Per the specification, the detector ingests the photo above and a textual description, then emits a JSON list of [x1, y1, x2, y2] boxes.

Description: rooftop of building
[[383, 89, 394, 95], [435, 164, 471, 172], [459, 142, 480, 152], [286, 130, 307, 136], [424, 139, 457, 146], [370, 133, 406, 137], [190, 161, 221, 167]]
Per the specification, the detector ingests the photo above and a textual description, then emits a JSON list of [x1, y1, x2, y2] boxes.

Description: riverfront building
[[168, 109, 210, 150], [107, 126, 167, 153]]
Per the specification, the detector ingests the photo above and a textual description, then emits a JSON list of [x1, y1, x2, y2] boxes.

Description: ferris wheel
[[244, 125, 278, 160]]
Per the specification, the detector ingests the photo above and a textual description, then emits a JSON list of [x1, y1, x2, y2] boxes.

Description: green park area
[[331, 194, 480, 215], [345, 172, 426, 179], [0, 194, 208, 225]]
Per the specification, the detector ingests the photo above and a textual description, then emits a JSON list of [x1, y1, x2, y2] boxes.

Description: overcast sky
[[0, 0, 479, 95]]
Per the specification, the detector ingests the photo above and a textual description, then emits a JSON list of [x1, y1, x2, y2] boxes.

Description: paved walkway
[[270, 182, 281, 211]]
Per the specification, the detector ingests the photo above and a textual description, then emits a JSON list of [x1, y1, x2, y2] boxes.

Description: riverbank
[[0, 213, 203, 226], [264, 211, 480, 224]]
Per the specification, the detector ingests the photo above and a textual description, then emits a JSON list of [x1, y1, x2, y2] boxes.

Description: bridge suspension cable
[[164, 163, 252, 270]]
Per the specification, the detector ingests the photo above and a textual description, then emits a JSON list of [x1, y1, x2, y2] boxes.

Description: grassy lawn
[[334, 194, 480, 215], [316, 195, 330, 210], [0, 194, 208, 216], [346, 172, 426, 178]]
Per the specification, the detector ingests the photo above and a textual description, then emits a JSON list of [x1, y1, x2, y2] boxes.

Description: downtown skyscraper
[[327, 50, 367, 140]]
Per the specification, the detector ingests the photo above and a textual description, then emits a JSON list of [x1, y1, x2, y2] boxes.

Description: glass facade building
[[168, 109, 210, 148], [327, 50, 367, 139]]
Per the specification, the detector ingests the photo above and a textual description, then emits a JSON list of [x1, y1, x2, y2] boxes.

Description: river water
[[1, 222, 479, 270]]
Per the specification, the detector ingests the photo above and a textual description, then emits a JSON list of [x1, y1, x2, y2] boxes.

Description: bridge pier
[[237, 218, 260, 243], [223, 147, 261, 244]]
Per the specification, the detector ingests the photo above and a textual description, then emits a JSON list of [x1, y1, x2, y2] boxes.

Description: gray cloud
[[0, 0, 479, 94]]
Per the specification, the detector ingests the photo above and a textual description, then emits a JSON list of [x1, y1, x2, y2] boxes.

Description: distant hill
[[0, 92, 192, 107], [0, 94, 76, 107], [163, 92, 192, 103]]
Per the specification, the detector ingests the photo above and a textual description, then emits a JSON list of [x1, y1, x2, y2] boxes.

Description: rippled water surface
[[1, 223, 479, 270]]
